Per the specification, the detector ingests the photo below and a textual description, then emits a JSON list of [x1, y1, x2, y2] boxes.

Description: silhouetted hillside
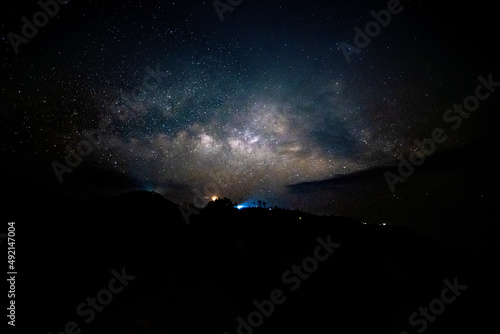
[[4, 190, 496, 333]]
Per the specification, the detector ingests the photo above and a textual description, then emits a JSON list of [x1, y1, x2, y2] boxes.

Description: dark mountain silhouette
[[3, 188, 495, 334], [286, 143, 499, 257]]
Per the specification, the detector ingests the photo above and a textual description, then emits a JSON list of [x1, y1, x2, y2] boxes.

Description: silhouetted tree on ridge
[[205, 197, 236, 210]]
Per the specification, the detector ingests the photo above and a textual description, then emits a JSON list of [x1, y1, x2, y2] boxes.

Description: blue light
[[236, 201, 253, 209]]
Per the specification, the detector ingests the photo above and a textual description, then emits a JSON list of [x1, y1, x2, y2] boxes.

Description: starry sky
[[1, 0, 499, 246]]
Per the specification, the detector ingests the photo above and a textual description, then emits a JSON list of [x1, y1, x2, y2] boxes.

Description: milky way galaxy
[[2, 0, 498, 222]]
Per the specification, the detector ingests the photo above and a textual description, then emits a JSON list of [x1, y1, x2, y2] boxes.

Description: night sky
[[2, 1, 499, 251]]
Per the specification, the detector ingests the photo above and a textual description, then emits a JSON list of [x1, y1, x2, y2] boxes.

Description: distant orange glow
[[211, 196, 218, 201]]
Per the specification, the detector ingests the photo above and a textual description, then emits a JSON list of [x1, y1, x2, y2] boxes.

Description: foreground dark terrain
[[3, 186, 496, 334]]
